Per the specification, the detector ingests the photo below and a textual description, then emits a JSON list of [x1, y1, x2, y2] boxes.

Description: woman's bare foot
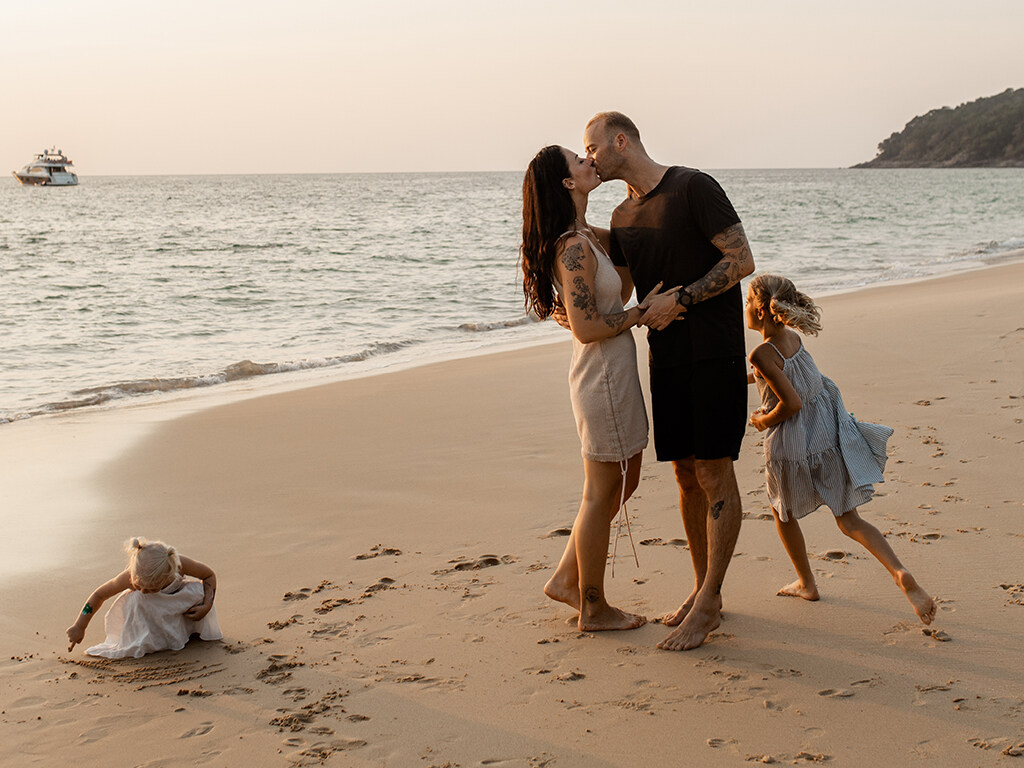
[[543, 575, 580, 611], [895, 569, 936, 625], [662, 589, 722, 626], [777, 579, 820, 601], [658, 602, 720, 651], [578, 605, 646, 632]]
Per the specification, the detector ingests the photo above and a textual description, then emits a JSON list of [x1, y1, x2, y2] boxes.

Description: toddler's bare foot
[[578, 605, 646, 632], [895, 569, 936, 625], [662, 589, 722, 626], [658, 602, 720, 651], [777, 580, 820, 601], [543, 575, 580, 612]]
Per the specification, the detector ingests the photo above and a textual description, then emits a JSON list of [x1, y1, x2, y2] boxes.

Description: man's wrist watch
[[676, 288, 694, 308]]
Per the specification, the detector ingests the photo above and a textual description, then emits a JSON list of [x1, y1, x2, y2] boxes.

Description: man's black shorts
[[649, 355, 748, 462]]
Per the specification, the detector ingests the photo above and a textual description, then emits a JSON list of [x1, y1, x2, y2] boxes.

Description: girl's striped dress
[[754, 341, 892, 522]]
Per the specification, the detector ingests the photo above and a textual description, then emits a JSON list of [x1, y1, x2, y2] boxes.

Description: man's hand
[[551, 296, 572, 331], [639, 291, 684, 330]]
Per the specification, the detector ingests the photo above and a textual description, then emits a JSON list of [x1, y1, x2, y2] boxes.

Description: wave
[[458, 316, 534, 332], [19, 340, 420, 420]]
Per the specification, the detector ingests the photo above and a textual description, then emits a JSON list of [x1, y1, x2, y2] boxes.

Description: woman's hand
[[184, 601, 212, 621], [66, 624, 85, 652]]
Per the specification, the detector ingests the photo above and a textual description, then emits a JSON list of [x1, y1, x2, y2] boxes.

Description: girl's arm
[[748, 343, 802, 431], [66, 569, 133, 651], [180, 556, 217, 621], [555, 235, 645, 343]]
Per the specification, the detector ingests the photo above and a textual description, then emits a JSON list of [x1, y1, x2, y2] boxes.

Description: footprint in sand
[[314, 598, 353, 615], [817, 688, 854, 698], [353, 545, 403, 560], [180, 722, 214, 738], [283, 590, 311, 601], [818, 550, 848, 561], [922, 628, 952, 642], [706, 737, 738, 748], [545, 527, 572, 538], [268, 615, 302, 630], [451, 554, 516, 571]]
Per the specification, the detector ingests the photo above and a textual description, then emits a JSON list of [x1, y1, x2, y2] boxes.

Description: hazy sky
[[3, 0, 1021, 175]]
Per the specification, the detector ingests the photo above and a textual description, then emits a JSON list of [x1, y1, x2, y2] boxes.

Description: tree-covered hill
[[855, 88, 1024, 168]]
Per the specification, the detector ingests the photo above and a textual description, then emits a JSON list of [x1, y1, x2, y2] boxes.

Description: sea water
[[2, 168, 1023, 422]]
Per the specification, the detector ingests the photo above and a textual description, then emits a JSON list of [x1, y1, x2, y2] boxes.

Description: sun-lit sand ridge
[[1, 262, 1023, 766]]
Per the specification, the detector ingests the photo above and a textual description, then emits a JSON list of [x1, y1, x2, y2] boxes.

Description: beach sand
[[2, 263, 1023, 766]]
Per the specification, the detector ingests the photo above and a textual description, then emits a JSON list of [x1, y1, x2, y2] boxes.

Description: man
[[583, 111, 755, 651]]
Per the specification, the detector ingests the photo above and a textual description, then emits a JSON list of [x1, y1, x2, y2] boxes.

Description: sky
[[2, 0, 1022, 175]]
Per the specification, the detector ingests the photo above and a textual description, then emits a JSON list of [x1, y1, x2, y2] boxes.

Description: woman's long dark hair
[[520, 146, 575, 319]]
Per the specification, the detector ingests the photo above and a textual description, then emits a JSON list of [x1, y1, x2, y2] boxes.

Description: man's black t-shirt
[[609, 166, 745, 366]]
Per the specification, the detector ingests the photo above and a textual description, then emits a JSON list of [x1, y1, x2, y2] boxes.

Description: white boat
[[12, 147, 79, 186]]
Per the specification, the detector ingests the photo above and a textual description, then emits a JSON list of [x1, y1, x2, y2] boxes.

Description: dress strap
[[763, 340, 786, 364]]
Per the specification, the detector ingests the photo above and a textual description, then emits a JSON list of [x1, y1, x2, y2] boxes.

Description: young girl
[[66, 537, 222, 658], [745, 274, 936, 625]]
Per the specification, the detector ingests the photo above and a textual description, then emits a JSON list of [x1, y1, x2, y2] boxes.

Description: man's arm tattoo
[[571, 276, 597, 320], [560, 243, 585, 271], [687, 223, 754, 303]]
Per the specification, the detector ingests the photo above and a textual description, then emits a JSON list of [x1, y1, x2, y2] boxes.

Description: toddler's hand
[[184, 602, 211, 621], [66, 625, 85, 652]]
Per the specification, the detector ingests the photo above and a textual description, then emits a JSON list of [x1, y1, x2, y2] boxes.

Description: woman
[[520, 145, 676, 631]]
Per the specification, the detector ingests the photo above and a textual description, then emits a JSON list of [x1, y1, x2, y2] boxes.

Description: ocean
[[3, 168, 1023, 422]]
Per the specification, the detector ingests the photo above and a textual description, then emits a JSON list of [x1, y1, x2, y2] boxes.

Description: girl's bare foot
[[543, 575, 580, 611], [578, 605, 646, 632], [777, 579, 820, 601], [895, 569, 936, 625]]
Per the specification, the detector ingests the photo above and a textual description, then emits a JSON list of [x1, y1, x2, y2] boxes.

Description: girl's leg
[[574, 456, 645, 631], [543, 454, 643, 614], [773, 507, 819, 601], [835, 509, 936, 625]]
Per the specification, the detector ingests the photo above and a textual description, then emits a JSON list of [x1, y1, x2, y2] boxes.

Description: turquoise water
[[2, 168, 1023, 421]]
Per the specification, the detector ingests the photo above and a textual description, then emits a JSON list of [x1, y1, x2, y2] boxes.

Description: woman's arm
[[66, 569, 132, 651], [748, 344, 802, 431], [554, 236, 644, 344], [180, 556, 216, 621]]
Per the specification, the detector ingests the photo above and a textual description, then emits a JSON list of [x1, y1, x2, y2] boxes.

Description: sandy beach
[[2, 262, 1023, 767]]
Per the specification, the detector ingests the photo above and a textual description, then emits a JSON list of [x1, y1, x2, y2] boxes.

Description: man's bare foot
[[657, 603, 720, 651], [777, 580, 820, 601], [662, 590, 722, 626], [578, 605, 646, 632], [543, 575, 580, 611], [895, 569, 936, 625]]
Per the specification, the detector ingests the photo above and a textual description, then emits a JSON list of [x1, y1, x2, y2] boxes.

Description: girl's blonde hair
[[125, 537, 180, 590], [748, 274, 822, 336]]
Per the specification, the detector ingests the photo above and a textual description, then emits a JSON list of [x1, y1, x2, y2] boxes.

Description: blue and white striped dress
[[754, 341, 892, 522]]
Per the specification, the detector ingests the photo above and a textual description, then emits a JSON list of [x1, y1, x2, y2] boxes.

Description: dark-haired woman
[[521, 146, 676, 631]]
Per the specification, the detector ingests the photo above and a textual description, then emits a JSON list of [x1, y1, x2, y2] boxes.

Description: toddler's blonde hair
[[125, 537, 180, 590], [748, 274, 822, 336]]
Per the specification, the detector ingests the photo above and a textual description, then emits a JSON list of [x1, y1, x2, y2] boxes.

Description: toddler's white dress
[[86, 574, 222, 659]]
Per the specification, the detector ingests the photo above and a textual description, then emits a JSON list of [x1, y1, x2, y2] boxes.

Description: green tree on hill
[[856, 88, 1024, 168]]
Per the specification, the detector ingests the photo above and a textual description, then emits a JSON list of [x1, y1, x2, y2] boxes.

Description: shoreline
[[2, 260, 1022, 766], [6, 248, 1023, 427]]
